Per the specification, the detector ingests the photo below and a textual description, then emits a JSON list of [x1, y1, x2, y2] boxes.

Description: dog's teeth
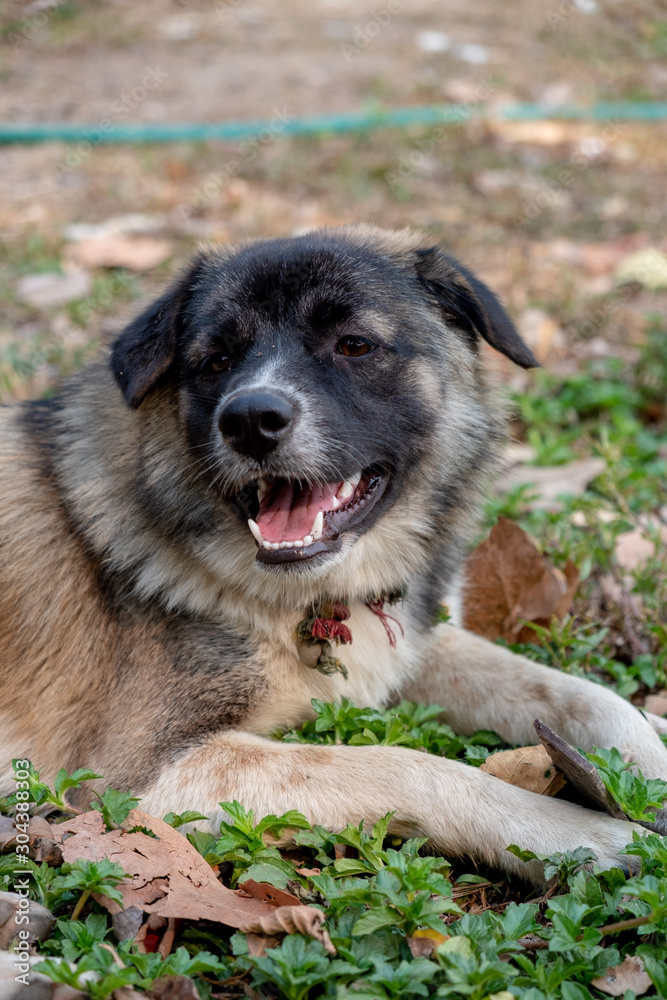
[[293, 539, 304, 547], [337, 470, 362, 502], [248, 519, 263, 545], [311, 511, 324, 541], [330, 494, 342, 511], [257, 477, 269, 502], [303, 534, 313, 546]]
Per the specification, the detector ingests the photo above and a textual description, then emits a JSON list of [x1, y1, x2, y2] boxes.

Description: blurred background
[[0, 0, 666, 399]]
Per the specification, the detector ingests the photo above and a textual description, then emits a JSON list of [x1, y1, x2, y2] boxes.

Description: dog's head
[[110, 225, 536, 595]]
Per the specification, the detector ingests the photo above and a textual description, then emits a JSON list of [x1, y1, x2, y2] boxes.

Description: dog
[[1, 224, 665, 884]]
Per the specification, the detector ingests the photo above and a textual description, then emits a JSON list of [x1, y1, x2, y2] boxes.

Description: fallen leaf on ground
[[644, 691, 667, 717], [64, 214, 167, 242], [498, 458, 606, 511], [480, 745, 565, 796], [149, 975, 201, 1000], [614, 518, 667, 572], [245, 932, 282, 957], [578, 236, 648, 275], [516, 309, 565, 363], [65, 237, 172, 271], [0, 815, 62, 866], [533, 721, 626, 820], [51, 809, 333, 950], [407, 928, 449, 958], [591, 955, 652, 996], [615, 248, 667, 289], [15, 271, 92, 308], [463, 518, 579, 642], [0, 891, 55, 948], [238, 903, 335, 951], [238, 879, 301, 907]]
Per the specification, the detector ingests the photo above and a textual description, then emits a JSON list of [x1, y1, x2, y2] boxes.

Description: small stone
[[297, 640, 323, 669]]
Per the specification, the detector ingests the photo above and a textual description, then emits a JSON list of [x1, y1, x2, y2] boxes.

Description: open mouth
[[245, 467, 388, 564]]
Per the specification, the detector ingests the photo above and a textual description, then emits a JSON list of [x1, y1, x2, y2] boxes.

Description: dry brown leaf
[[407, 928, 450, 958], [0, 891, 55, 948], [238, 904, 336, 954], [0, 815, 62, 866], [245, 932, 282, 957], [15, 271, 92, 308], [0, 814, 51, 851], [480, 745, 566, 796], [65, 236, 172, 271], [52, 809, 330, 946], [591, 955, 652, 996], [498, 458, 606, 512], [463, 518, 579, 642], [615, 528, 656, 572], [615, 248, 667, 290], [516, 309, 565, 364], [615, 519, 667, 572], [148, 975, 201, 1000], [238, 879, 301, 908], [644, 691, 667, 717], [534, 720, 626, 820]]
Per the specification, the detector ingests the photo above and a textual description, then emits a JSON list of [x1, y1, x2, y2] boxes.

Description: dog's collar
[[295, 588, 407, 677]]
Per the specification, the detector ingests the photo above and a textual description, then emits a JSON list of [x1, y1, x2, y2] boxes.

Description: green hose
[[1, 103, 665, 145]]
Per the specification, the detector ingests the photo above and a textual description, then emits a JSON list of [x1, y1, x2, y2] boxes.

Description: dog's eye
[[200, 354, 231, 374], [335, 336, 376, 358]]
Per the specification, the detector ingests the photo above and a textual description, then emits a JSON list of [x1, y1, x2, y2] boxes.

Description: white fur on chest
[[247, 600, 427, 736]]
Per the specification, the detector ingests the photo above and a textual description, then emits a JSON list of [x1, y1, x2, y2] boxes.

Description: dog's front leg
[[138, 729, 643, 883], [402, 624, 667, 808]]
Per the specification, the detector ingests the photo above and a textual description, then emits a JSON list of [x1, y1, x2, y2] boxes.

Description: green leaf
[[91, 787, 139, 828], [54, 768, 102, 800], [162, 810, 209, 828], [351, 905, 401, 936], [240, 861, 291, 889]]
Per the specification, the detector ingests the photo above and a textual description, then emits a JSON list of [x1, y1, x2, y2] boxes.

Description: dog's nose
[[218, 391, 293, 460]]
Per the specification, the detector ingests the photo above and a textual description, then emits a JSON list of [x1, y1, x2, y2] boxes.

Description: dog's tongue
[[257, 481, 340, 543]]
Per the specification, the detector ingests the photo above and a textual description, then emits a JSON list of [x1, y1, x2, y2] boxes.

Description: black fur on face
[[110, 226, 536, 572]]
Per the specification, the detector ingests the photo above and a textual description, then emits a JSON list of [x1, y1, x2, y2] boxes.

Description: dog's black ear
[[110, 263, 200, 409], [415, 246, 538, 369]]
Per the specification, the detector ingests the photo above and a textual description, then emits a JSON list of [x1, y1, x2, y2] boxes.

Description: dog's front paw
[[562, 814, 647, 877], [503, 804, 646, 884]]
